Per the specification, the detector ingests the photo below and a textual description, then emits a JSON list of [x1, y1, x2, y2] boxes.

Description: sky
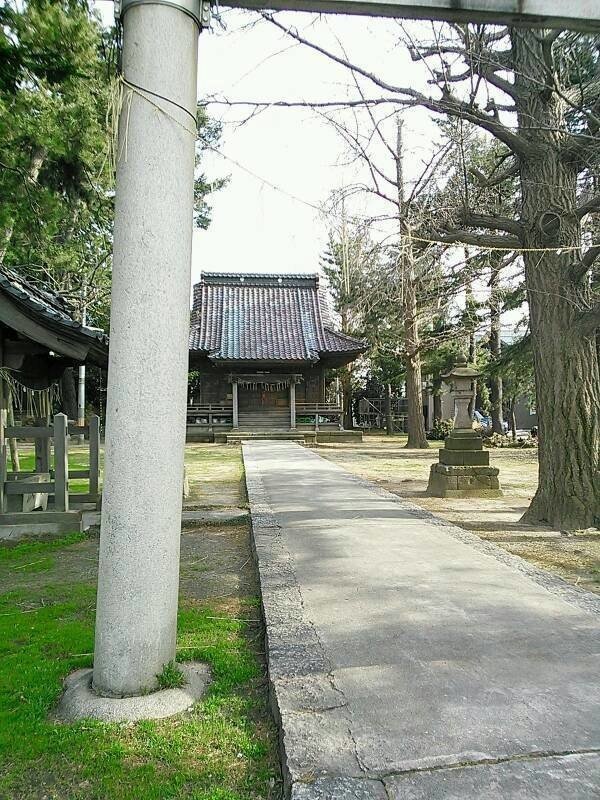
[[94, 2, 439, 278], [93, 1, 523, 331]]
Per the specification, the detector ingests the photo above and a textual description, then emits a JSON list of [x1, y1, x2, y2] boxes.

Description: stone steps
[[225, 432, 307, 444], [238, 410, 291, 429]]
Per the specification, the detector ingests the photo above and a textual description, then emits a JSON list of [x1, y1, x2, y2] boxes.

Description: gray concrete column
[[232, 381, 239, 428], [93, 2, 199, 697]]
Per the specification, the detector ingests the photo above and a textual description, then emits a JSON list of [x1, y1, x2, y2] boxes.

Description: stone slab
[[444, 435, 483, 451], [243, 441, 600, 799], [384, 752, 600, 799], [439, 448, 489, 466], [291, 777, 387, 799]]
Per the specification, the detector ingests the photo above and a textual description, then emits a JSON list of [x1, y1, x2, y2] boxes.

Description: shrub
[[427, 418, 454, 440], [483, 433, 537, 449]]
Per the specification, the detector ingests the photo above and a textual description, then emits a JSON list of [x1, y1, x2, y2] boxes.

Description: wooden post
[[53, 413, 69, 511], [232, 380, 239, 428], [89, 414, 100, 500], [35, 428, 51, 474], [6, 391, 20, 472], [315, 402, 319, 433], [290, 379, 296, 430]]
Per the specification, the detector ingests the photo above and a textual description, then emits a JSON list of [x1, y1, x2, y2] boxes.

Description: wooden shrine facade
[[188, 272, 367, 439]]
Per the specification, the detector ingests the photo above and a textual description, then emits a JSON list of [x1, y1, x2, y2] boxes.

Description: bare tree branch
[[428, 229, 521, 249], [469, 160, 520, 188], [577, 302, 600, 335], [261, 12, 536, 159], [576, 195, 600, 220], [456, 210, 525, 238], [571, 245, 600, 282]]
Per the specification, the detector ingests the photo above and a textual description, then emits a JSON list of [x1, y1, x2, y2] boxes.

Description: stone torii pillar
[[92, 0, 208, 698]]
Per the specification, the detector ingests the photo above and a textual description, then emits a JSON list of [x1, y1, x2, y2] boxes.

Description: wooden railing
[[356, 398, 408, 431], [187, 404, 233, 427], [295, 403, 344, 431], [1, 414, 100, 512]]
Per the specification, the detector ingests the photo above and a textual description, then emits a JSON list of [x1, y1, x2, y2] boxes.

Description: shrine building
[[187, 272, 367, 442]]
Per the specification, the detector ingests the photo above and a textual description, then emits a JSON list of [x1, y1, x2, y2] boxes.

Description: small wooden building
[[0, 268, 107, 534], [188, 272, 366, 440], [0, 268, 107, 388]]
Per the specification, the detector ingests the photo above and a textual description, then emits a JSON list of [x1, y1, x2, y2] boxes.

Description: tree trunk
[[60, 367, 78, 420], [384, 382, 394, 435], [0, 146, 46, 267], [402, 248, 427, 448], [404, 334, 428, 448], [397, 119, 428, 449], [489, 260, 504, 434], [513, 30, 600, 529]]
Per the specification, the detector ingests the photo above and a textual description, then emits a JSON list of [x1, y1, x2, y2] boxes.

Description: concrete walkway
[[243, 442, 600, 799]]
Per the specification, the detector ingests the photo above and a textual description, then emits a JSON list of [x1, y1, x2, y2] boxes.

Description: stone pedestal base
[[55, 662, 210, 722], [427, 463, 502, 498]]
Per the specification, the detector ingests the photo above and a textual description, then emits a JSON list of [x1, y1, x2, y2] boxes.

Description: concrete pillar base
[[427, 463, 502, 498], [56, 662, 210, 723]]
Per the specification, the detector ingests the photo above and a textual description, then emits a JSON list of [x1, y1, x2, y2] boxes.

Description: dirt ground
[[316, 435, 600, 595], [0, 443, 282, 800]]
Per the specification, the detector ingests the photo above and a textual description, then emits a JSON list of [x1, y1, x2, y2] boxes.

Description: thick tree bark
[[489, 261, 504, 434], [513, 30, 600, 529]]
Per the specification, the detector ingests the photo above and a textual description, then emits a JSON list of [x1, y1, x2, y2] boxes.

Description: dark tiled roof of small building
[[189, 272, 366, 363], [0, 267, 108, 364]]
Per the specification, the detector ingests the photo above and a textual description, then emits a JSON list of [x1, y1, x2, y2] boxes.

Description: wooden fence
[[0, 414, 100, 514]]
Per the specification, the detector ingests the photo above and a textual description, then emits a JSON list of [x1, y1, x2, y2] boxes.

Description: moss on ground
[[0, 524, 281, 800]]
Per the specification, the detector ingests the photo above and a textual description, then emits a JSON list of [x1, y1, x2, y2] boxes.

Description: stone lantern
[[446, 356, 479, 431], [427, 355, 502, 497]]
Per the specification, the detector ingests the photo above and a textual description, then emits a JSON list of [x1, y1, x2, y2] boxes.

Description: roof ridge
[[199, 272, 319, 289]]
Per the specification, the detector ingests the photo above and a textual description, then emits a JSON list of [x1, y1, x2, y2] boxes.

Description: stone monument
[[427, 356, 502, 497]]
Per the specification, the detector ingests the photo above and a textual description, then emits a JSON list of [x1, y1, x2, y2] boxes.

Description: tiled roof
[[189, 272, 366, 363], [0, 267, 108, 363]]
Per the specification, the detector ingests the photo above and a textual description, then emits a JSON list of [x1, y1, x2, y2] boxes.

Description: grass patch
[[156, 661, 186, 690], [184, 445, 245, 508], [6, 448, 95, 495], [0, 531, 85, 561], [0, 533, 279, 800]]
